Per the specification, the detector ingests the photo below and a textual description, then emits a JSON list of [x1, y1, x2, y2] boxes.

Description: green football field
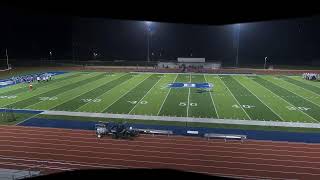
[[1, 71, 320, 123]]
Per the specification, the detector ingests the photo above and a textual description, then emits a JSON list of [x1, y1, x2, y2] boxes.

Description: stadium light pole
[[235, 24, 241, 67], [145, 21, 152, 63], [264, 56, 268, 69], [5, 48, 9, 69]]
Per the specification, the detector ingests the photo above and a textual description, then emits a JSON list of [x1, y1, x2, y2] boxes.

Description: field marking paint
[[46, 73, 126, 111], [235, 77, 284, 121], [218, 76, 251, 120], [15, 113, 40, 126], [23, 73, 110, 109], [282, 77, 320, 99], [130, 72, 257, 76], [204, 75, 219, 119], [265, 77, 320, 121], [0, 74, 93, 109], [101, 74, 152, 113], [252, 78, 317, 123], [157, 74, 178, 115], [287, 76, 320, 91], [75, 73, 133, 112], [128, 76, 164, 114], [187, 74, 191, 117]]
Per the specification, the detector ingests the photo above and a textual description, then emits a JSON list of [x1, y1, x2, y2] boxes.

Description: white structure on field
[[158, 57, 221, 69]]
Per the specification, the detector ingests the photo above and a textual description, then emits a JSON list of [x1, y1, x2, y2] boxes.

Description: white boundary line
[[24, 73, 122, 110], [186, 74, 191, 117], [218, 76, 252, 120], [286, 76, 320, 92], [157, 74, 178, 115], [204, 74, 219, 119], [128, 75, 164, 114], [264, 77, 320, 120], [101, 74, 152, 113], [234, 76, 284, 121], [251, 77, 317, 123], [39, 109, 320, 128], [130, 71, 257, 76], [282, 77, 320, 100], [47, 73, 126, 111], [14, 113, 40, 126], [74, 73, 135, 112], [1, 73, 93, 108]]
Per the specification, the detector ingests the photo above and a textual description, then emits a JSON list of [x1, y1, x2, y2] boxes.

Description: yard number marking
[[232, 104, 255, 109], [286, 106, 310, 111], [127, 101, 148, 105], [179, 102, 197, 106], [81, 98, 101, 103], [0, 96, 17, 99], [39, 97, 58, 101]]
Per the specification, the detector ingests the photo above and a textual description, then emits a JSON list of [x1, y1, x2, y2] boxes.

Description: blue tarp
[[19, 118, 320, 143], [0, 108, 43, 114]]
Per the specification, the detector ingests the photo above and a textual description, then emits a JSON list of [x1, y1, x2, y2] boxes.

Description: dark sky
[[1, 8, 320, 66]]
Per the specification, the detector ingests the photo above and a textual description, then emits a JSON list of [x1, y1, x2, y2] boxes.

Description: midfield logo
[[168, 82, 213, 89]]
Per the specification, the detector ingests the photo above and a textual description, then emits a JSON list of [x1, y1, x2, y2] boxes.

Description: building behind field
[[158, 58, 221, 69]]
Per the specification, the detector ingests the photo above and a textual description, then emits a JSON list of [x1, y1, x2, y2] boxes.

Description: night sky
[[1, 8, 320, 66]]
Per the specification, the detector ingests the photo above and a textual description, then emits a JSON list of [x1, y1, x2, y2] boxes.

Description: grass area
[[1, 71, 320, 132]]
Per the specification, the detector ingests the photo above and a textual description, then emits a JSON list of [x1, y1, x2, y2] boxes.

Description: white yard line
[[283, 78, 320, 98], [186, 74, 191, 117], [128, 76, 164, 114], [267, 77, 320, 110], [251, 78, 318, 123], [157, 74, 178, 115], [15, 113, 40, 126], [235, 77, 284, 121], [218, 76, 252, 120], [101, 74, 152, 113], [287, 76, 320, 89], [25, 74, 124, 110], [1, 73, 91, 109], [204, 75, 219, 119], [74, 73, 133, 112]]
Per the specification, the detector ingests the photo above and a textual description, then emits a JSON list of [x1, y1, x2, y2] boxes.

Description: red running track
[[0, 125, 320, 179]]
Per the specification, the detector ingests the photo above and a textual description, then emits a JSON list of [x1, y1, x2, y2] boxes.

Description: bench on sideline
[[134, 128, 173, 136], [204, 133, 247, 142]]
